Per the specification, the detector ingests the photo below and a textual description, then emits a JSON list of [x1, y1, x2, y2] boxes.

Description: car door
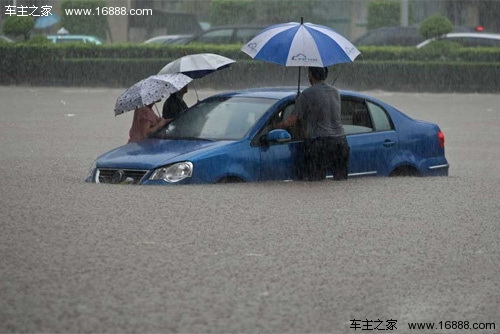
[[343, 98, 399, 176], [256, 103, 304, 181], [256, 97, 400, 180]]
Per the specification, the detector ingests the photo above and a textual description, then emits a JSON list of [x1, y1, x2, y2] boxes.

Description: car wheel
[[215, 176, 245, 183], [389, 166, 421, 177]]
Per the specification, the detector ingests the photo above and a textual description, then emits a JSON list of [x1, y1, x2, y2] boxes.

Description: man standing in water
[[276, 66, 350, 181]]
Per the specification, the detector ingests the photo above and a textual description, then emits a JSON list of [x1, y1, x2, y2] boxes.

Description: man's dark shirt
[[292, 83, 345, 138], [162, 93, 188, 119]]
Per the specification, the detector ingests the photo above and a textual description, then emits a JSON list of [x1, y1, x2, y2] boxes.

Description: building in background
[[1, 0, 499, 43]]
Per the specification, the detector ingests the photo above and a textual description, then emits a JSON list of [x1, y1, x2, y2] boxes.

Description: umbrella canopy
[[34, 13, 61, 29], [241, 19, 360, 67], [158, 53, 236, 79], [114, 73, 192, 116]]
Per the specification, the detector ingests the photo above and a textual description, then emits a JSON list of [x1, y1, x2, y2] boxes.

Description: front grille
[[97, 168, 148, 184]]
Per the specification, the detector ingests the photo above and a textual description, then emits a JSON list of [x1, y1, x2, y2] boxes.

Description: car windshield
[[156, 96, 275, 140]]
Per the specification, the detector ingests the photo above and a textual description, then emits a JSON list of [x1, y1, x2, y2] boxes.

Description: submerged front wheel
[[215, 176, 245, 183]]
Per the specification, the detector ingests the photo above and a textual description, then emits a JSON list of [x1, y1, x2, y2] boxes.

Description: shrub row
[[2, 43, 500, 62], [1, 44, 499, 92]]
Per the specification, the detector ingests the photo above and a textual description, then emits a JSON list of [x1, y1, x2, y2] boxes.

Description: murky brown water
[[1, 87, 499, 333]]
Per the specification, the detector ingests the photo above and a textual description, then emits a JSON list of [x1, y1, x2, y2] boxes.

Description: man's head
[[308, 67, 328, 83]]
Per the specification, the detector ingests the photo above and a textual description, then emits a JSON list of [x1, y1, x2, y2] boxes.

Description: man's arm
[[275, 114, 298, 129]]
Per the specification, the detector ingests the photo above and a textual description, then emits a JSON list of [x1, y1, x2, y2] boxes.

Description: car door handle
[[382, 139, 396, 148]]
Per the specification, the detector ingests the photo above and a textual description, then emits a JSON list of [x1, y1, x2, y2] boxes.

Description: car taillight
[[438, 131, 445, 148]]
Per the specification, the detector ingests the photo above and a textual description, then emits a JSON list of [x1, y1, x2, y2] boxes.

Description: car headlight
[[85, 161, 97, 182], [149, 162, 193, 183]]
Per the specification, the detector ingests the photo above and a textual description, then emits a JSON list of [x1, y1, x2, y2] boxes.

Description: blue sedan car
[[86, 88, 449, 185]]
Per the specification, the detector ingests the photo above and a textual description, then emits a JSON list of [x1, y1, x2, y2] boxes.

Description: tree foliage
[[2, 15, 34, 40], [419, 14, 453, 39]]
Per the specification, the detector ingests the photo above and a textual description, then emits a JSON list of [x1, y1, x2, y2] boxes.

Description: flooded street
[[1, 86, 499, 333]]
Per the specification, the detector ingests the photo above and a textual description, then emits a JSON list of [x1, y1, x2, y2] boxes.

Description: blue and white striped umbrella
[[241, 20, 360, 67]]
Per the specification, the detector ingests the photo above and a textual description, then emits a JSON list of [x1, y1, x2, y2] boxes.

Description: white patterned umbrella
[[158, 53, 235, 79], [114, 73, 192, 116]]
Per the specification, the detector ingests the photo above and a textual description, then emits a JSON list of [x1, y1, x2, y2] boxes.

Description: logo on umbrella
[[291, 53, 319, 63], [344, 46, 357, 56], [247, 42, 258, 53]]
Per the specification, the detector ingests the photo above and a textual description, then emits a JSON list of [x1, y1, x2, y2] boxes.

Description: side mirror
[[266, 129, 292, 143]]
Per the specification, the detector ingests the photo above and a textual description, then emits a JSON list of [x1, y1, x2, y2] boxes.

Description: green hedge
[[1, 44, 500, 92], [2, 43, 500, 62]]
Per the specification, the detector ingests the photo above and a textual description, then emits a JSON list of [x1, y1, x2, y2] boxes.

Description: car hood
[[96, 138, 231, 170]]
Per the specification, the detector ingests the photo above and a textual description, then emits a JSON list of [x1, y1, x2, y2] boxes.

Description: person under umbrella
[[128, 101, 168, 143], [162, 83, 188, 122], [158, 53, 235, 104], [275, 66, 350, 181], [240, 17, 360, 93], [242, 19, 357, 180], [114, 73, 192, 143]]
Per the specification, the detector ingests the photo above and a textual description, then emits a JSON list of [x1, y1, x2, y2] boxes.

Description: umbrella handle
[[297, 17, 304, 94], [297, 67, 301, 94]]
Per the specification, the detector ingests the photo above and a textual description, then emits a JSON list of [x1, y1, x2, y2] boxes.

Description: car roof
[[47, 34, 103, 44], [143, 34, 192, 43], [205, 87, 370, 101], [354, 25, 474, 46], [187, 25, 266, 44], [192, 25, 265, 37], [48, 34, 100, 38], [416, 32, 500, 48], [202, 25, 265, 29], [441, 32, 500, 39]]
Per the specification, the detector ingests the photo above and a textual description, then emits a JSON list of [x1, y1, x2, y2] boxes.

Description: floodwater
[[1, 86, 499, 333]]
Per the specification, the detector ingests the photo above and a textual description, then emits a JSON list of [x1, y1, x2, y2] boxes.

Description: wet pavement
[[1, 86, 499, 333]]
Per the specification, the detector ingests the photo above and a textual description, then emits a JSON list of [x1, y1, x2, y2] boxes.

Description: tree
[[2, 15, 34, 40], [419, 14, 453, 39]]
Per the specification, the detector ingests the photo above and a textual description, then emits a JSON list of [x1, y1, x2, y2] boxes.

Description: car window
[[355, 31, 388, 46], [474, 37, 500, 47], [441, 35, 500, 47], [280, 103, 306, 140], [341, 99, 373, 134], [354, 27, 421, 46], [235, 28, 262, 43], [196, 29, 233, 44], [160, 96, 274, 140], [367, 101, 393, 131], [253, 101, 302, 145], [449, 37, 475, 47], [55, 38, 84, 43]]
